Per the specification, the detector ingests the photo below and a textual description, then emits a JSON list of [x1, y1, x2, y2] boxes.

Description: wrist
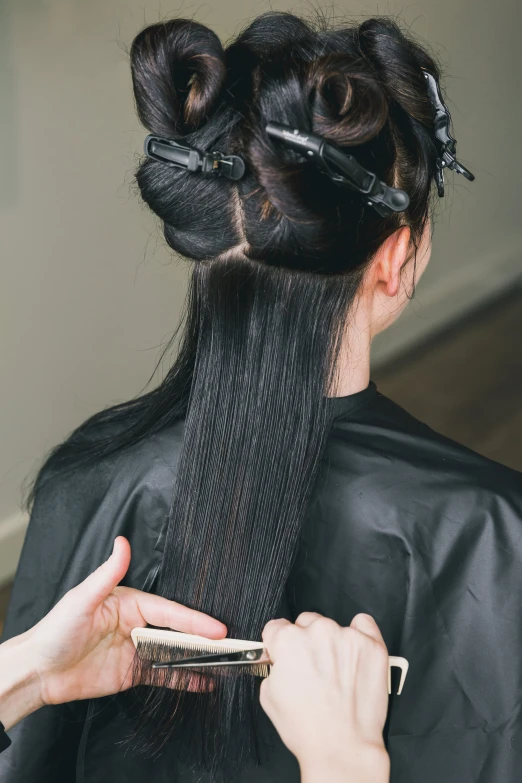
[[299, 741, 390, 783], [0, 628, 45, 731]]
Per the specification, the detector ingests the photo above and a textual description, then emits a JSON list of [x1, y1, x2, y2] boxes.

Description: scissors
[[152, 648, 409, 695]]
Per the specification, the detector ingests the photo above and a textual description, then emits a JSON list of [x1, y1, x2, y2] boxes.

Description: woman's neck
[[329, 300, 372, 398]]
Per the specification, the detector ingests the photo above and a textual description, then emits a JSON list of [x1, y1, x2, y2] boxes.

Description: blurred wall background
[[1, 0, 521, 584]]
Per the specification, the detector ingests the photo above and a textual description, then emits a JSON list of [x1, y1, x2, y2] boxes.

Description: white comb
[[131, 628, 409, 694]]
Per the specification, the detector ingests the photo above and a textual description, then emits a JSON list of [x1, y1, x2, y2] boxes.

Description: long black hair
[[31, 10, 440, 778]]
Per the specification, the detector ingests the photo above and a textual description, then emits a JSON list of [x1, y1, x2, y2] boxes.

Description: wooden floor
[[1, 288, 521, 634]]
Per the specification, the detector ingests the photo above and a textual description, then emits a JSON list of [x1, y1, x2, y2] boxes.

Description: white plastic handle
[[388, 656, 409, 695]]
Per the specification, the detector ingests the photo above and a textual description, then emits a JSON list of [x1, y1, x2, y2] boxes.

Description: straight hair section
[[129, 255, 362, 775]]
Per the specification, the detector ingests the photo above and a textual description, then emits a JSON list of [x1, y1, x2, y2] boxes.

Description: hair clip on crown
[[265, 121, 410, 218], [144, 135, 245, 181], [422, 70, 475, 197]]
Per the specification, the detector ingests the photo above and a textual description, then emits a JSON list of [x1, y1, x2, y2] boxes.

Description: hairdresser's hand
[[0, 537, 227, 730], [260, 613, 390, 783]]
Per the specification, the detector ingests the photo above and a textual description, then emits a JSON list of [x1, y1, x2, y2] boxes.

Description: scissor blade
[[152, 648, 268, 669]]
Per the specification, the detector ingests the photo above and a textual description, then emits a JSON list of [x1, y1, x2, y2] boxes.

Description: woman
[[2, 10, 522, 783]]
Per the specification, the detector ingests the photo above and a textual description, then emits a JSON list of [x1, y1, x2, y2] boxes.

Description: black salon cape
[[2, 381, 522, 782]]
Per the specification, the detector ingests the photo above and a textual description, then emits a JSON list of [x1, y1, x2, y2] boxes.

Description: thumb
[[72, 537, 131, 610]]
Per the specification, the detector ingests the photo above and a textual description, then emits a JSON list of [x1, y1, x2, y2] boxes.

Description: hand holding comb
[[131, 628, 409, 695]]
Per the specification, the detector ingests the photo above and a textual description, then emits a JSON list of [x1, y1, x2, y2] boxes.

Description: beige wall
[[1, 0, 521, 582]]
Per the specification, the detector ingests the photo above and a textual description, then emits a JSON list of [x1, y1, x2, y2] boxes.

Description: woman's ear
[[372, 226, 412, 297]]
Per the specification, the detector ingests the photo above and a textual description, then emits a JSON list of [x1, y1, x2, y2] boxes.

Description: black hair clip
[[144, 134, 246, 181], [265, 121, 410, 218], [422, 70, 475, 197]]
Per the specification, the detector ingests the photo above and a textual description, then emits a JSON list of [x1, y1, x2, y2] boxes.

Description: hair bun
[[307, 53, 388, 145], [130, 19, 226, 137], [356, 18, 439, 124]]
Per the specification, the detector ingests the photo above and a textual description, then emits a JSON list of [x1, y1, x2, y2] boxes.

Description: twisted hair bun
[[130, 19, 226, 137], [306, 54, 388, 145], [356, 18, 436, 125]]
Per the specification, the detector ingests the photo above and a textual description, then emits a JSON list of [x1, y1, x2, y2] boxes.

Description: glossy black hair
[[30, 10, 442, 779]]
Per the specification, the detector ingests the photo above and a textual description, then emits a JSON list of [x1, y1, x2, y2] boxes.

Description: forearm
[[299, 744, 390, 783], [0, 630, 43, 731]]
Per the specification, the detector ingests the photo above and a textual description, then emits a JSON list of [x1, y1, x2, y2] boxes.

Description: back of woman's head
[[131, 12, 438, 272], [48, 10, 443, 779]]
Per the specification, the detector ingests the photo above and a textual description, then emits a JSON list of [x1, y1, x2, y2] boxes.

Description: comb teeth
[[131, 628, 270, 678]]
